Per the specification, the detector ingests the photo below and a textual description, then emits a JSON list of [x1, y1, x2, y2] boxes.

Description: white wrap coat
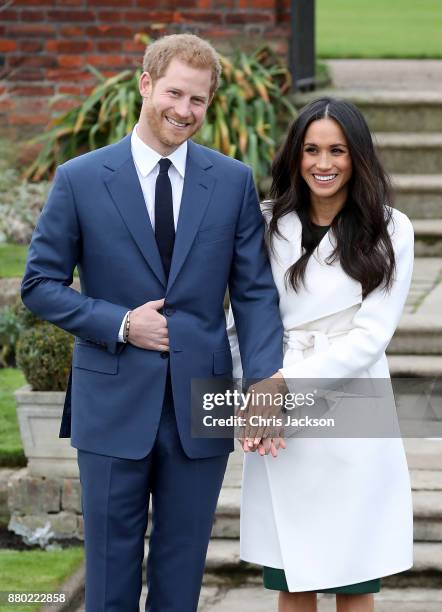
[[228, 207, 414, 592]]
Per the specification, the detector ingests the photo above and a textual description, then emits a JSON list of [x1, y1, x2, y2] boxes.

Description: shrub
[[16, 323, 73, 392], [0, 300, 41, 368], [12, 299, 42, 330], [0, 307, 21, 368], [0, 174, 49, 245]]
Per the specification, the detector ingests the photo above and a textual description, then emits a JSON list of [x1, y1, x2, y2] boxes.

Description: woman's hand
[[242, 371, 288, 453], [258, 437, 287, 458], [239, 436, 286, 457]]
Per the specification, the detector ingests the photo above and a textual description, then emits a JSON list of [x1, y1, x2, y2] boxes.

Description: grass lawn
[[0, 243, 79, 279], [0, 546, 84, 612], [0, 369, 26, 468], [317, 0, 442, 58], [0, 244, 28, 279]]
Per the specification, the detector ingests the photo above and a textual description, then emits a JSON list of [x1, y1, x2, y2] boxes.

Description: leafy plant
[[0, 307, 21, 368], [25, 67, 140, 182], [13, 299, 42, 330], [0, 297, 73, 389], [25, 37, 296, 188], [16, 323, 73, 392], [0, 146, 49, 244], [197, 47, 296, 186], [0, 178, 49, 245], [0, 300, 42, 368]]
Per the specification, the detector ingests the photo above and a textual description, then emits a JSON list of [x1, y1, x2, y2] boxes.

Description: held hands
[[255, 436, 286, 458], [127, 304, 286, 454], [240, 372, 287, 458], [128, 298, 169, 351]]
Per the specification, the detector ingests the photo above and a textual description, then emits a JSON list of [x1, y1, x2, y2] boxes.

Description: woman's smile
[[312, 173, 338, 186]]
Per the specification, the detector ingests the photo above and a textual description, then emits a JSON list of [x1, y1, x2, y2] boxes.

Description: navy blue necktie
[[155, 158, 174, 278]]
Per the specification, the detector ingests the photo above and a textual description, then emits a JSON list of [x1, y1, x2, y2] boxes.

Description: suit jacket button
[[164, 308, 175, 316], [160, 351, 169, 359]]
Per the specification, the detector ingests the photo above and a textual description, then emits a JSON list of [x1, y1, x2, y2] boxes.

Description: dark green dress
[[308, 220, 330, 247], [263, 566, 381, 594], [262, 222, 381, 595]]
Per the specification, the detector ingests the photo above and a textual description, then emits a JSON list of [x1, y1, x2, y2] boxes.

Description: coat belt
[[284, 328, 351, 355]]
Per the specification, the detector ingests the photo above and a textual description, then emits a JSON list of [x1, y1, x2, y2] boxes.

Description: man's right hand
[[127, 298, 169, 351]]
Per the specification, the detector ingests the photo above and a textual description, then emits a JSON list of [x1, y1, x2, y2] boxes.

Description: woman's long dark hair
[[267, 97, 395, 298]]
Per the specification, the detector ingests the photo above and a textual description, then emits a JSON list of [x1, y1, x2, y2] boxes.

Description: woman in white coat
[[228, 97, 414, 612]]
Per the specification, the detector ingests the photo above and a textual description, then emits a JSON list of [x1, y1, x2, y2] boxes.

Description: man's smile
[[165, 115, 191, 128]]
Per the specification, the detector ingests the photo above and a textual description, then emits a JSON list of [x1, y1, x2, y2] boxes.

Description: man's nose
[[174, 98, 192, 118]]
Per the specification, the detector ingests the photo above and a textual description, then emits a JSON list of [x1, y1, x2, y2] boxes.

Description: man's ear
[[139, 71, 153, 99]]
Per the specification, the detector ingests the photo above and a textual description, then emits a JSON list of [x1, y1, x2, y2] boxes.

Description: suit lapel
[[167, 141, 216, 292], [102, 136, 216, 291], [103, 135, 167, 287]]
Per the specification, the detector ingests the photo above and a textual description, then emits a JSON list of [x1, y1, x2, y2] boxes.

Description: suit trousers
[[77, 375, 229, 612]]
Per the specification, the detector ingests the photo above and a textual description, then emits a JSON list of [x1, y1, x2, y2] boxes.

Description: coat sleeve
[[280, 211, 414, 385], [226, 307, 243, 378], [21, 165, 128, 355], [228, 170, 283, 379]]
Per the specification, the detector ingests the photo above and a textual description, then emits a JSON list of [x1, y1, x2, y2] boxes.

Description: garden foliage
[[0, 144, 49, 245], [25, 41, 296, 189], [0, 300, 40, 368], [16, 323, 73, 392], [0, 299, 72, 392]]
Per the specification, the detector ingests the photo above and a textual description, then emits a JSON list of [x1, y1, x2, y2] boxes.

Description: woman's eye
[[332, 148, 344, 154], [305, 147, 316, 153]]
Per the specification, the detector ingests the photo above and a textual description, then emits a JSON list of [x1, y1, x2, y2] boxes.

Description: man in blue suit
[[22, 34, 283, 611]]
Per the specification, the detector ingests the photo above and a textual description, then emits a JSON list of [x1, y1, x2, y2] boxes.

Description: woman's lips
[[312, 173, 338, 186]]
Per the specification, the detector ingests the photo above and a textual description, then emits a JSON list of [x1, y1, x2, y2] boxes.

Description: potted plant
[[14, 307, 76, 478]]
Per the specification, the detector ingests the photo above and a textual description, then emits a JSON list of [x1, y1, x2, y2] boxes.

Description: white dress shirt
[[118, 125, 188, 342]]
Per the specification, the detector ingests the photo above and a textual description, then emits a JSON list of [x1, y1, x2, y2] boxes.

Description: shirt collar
[[131, 124, 187, 179]]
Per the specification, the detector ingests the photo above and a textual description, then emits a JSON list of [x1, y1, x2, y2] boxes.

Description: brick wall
[[0, 0, 291, 136]]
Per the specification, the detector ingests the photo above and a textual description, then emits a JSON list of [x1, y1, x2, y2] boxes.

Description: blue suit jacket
[[21, 134, 284, 459]]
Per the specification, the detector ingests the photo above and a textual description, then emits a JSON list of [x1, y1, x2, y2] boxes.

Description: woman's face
[[300, 118, 352, 206]]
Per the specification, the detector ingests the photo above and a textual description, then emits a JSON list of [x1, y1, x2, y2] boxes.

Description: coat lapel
[[274, 212, 362, 326], [167, 140, 216, 292], [103, 135, 167, 287]]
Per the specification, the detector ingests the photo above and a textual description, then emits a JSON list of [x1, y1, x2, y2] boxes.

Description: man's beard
[[146, 105, 198, 147]]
